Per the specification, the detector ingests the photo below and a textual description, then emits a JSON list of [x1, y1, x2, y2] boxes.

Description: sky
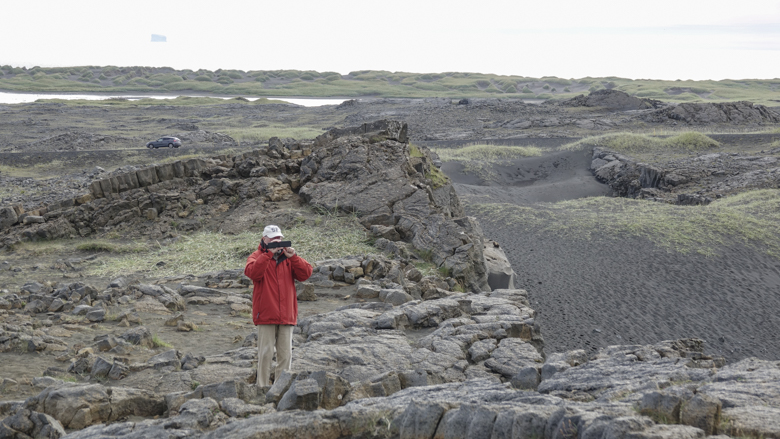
[[2, 0, 779, 81]]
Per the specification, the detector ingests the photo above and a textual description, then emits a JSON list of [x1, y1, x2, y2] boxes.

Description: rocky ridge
[[590, 146, 780, 204], [3, 114, 780, 437], [340, 91, 780, 141], [3, 267, 779, 438], [0, 119, 490, 292]]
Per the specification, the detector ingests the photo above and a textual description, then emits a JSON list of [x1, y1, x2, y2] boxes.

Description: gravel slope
[[452, 148, 780, 363]]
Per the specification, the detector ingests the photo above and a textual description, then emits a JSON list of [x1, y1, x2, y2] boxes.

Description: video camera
[[265, 241, 292, 249]]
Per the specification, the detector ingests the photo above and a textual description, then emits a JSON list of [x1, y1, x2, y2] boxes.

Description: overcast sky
[[2, 0, 779, 81]]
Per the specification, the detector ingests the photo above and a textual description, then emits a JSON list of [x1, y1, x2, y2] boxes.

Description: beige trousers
[[256, 324, 293, 387]]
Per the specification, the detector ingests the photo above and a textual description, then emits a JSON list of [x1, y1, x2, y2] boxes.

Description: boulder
[[219, 398, 272, 418], [119, 326, 153, 348], [0, 408, 65, 439], [90, 356, 113, 379], [108, 387, 166, 421], [297, 283, 317, 301], [482, 240, 516, 290], [148, 349, 182, 370], [276, 378, 321, 411], [26, 384, 111, 429], [0, 207, 19, 230], [86, 308, 106, 322], [680, 394, 722, 435]]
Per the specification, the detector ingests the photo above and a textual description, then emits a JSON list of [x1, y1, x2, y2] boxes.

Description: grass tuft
[[433, 144, 544, 162], [224, 125, 323, 143], [564, 132, 720, 154], [76, 241, 117, 252], [151, 334, 173, 348]]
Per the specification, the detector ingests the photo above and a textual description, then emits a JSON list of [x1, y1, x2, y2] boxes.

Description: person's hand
[[283, 247, 296, 258]]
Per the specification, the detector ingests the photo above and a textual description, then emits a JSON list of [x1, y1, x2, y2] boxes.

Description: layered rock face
[[300, 121, 488, 291], [0, 120, 491, 291], [5, 283, 779, 438], [590, 147, 780, 204], [648, 101, 780, 125]]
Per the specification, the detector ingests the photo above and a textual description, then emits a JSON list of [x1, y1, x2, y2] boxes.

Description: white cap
[[262, 225, 283, 239]]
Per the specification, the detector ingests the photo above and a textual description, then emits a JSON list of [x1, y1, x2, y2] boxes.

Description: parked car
[[146, 136, 182, 148]]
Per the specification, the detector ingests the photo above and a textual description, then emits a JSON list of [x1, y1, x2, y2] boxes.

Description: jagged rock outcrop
[[299, 121, 489, 291], [482, 240, 516, 290], [294, 289, 541, 384], [0, 120, 491, 293], [50, 350, 780, 439], [21, 383, 165, 430], [647, 101, 780, 125], [0, 408, 65, 438], [4, 267, 780, 439], [590, 147, 780, 204]]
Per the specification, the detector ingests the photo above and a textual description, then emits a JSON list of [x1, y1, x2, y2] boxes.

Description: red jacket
[[245, 245, 312, 326]]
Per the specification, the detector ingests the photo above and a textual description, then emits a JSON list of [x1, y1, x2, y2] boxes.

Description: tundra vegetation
[[432, 144, 544, 182], [2, 65, 780, 104], [471, 189, 780, 257], [86, 212, 377, 278]]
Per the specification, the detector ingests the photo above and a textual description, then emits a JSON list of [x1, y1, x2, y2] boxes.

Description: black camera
[[266, 241, 292, 249]]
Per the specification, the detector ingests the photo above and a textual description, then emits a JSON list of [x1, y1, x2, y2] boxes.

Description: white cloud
[[1, 0, 778, 80]]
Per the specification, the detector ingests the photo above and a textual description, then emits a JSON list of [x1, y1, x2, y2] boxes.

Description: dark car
[[146, 136, 182, 149]]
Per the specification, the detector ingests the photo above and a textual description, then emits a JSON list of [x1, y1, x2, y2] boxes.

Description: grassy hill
[[1, 65, 780, 105]]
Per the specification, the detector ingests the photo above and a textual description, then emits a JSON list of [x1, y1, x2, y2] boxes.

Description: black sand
[[453, 149, 780, 363]]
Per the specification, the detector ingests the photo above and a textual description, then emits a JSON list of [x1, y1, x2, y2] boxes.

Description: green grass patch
[[433, 144, 544, 162], [426, 166, 450, 189], [75, 241, 118, 252], [432, 144, 543, 182], [86, 213, 377, 277], [0, 160, 69, 178], [471, 189, 780, 257], [151, 334, 173, 348], [4, 67, 780, 102], [409, 144, 425, 158], [57, 375, 79, 383], [224, 125, 323, 143], [564, 132, 720, 155]]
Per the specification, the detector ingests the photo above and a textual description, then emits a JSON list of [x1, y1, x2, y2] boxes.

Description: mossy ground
[[432, 144, 544, 182], [470, 189, 780, 258], [84, 212, 377, 278]]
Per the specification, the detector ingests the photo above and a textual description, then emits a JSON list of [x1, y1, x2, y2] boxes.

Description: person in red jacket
[[245, 225, 312, 387]]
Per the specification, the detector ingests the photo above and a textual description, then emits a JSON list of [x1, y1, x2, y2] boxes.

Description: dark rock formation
[[299, 122, 488, 291], [647, 101, 780, 125], [562, 89, 662, 110], [590, 147, 780, 204]]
